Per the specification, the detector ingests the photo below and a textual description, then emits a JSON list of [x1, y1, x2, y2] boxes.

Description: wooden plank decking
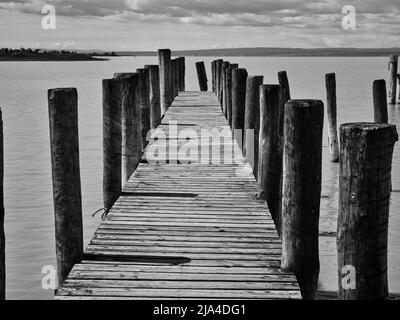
[[56, 91, 301, 300]]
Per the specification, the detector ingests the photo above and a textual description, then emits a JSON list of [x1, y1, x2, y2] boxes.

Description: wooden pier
[[55, 91, 301, 300]]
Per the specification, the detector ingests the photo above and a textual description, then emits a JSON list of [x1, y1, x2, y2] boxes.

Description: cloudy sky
[[0, 0, 399, 50]]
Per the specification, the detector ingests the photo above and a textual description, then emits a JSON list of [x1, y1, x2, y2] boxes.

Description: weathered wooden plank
[[57, 91, 300, 300]]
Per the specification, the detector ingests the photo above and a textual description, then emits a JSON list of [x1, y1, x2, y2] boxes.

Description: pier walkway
[[56, 91, 301, 300]]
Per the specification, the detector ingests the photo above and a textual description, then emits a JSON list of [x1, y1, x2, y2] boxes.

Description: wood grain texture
[[281, 99, 324, 300], [338, 123, 398, 300], [372, 79, 388, 124], [49, 88, 83, 286], [325, 73, 340, 162], [145, 65, 161, 129], [158, 49, 172, 115], [56, 91, 301, 300], [388, 55, 398, 104]]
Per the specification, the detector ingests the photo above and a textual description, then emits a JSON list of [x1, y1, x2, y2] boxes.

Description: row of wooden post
[[48, 49, 185, 287], [210, 58, 398, 300]]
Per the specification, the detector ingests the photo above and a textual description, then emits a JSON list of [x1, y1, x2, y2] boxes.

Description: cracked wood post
[[388, 55, 398, 104], [325, 73, 340, 162], [222, 61, 230, 118], [137, 68, 151, 151], [195, 61, 208, 91], [244, 76, 263, 179], [281, 100, 324, 300], [103, 79, 122, 211], [0, 108, 4, 300], [113, 73, 141, 186], [226, 63, 238, 127], [373, 79, 388, 124], [258, 85, 283, 234], [232, 68, 248, 153], [48, 88, 83, 286], [145, 65, 161, 129], [171, 58, 178, 98], [158, 49, 172, 116], [338, 123, 398, 300]]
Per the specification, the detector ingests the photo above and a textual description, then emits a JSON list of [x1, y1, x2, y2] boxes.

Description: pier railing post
[[171, 58, 177, 98], [388, 55, 398, 104], [373, 79, 388, 123], [180, 57, 186, 92], [222, 62, 230, 117], [244, 76, 263, 178], [113, 73, 141, 186], [227, 64, 238, 127], [338, 123, 398, 300], [0, 108, 4, 300], [137, 68, 151, 150], [195, 61, 208, 91], [258, 85, 283, 233], [158, 49, 172, 116], [325, 73, 340, 162], [145, 65, 162, 128], [48, 88, 83, 286], [103, 79, 122, 210], [232, 68, 248, 152], [281, 99, 324, 300]]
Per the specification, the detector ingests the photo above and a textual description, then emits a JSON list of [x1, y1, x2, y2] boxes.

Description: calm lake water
[[0, 56, 399, 299]]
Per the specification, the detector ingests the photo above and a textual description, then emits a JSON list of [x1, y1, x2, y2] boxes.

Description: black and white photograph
[[0, 0, 399, 307]]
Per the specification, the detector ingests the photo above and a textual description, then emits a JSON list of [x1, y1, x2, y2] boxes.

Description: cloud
[[0, 0, 398, 32]]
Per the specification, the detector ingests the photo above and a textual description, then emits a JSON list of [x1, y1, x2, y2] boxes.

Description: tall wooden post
[[221, 62, 230, 118], [226, 64, 238, 127], [244, 76, 263, 179], [338, 123, 398, 300], [0, 108, 4, 300], [258, 85, 283, 233], [325, 73, 340, 162], [195, 61, 208, 91], [137, 68, 151, 150], [171, 58, 177, 98], [216, 59, 223, 101], [48, 88, 83, 286], [103, 79, 122, 210], [278, 71, 291, 105], [373, 79, 388, 124], [145, 65, 161, 128], [211, 60, 216, 93], [388, 55, 398, 104], [158, 49, 172, 116], [232, 68, 248, 151], [281, 100, 324, 300], [113, 73, 141, 186], [180, 57, 186, 92]]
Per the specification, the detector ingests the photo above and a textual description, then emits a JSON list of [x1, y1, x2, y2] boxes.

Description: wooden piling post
[[171, 58, 178, 98], [113, 73, 141, 187], [373, 79, 388, 123], [180, 57, 185, 92], [145, 65, 161, 128], [211, 60, 216, 93], [278, 71, 291, 105], [0, 108, 4, 300], [216, 59, 223, 101], [103, 80, 122, 210], [195, 61, 208, 91], [338, 122, 398, 300], [232, 68, 248, 151], [222, 62, 230, 117], [281, 99, 324, 300], [158, 49, 172, 116], [388, 55, 398, 104], [137, 68, 151, 151], [244, 76, 264, 179], [258, 85, 283, 232], [226, 64, 238, 127], [325, 73, 340, 162], [48, 88, 83, 286]]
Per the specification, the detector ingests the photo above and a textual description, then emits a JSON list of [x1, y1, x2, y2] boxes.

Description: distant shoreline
[[0, 48, 111, 61], [116, 47, 400, 57]]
